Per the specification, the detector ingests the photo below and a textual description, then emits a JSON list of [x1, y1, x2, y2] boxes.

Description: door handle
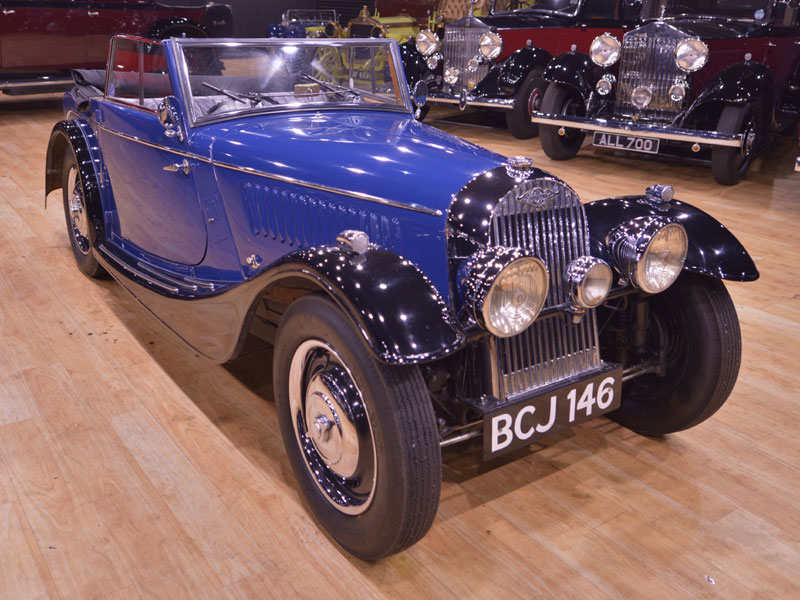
[[2, 9, 16, 15], [163, 159, 191, 175], [87, 11, 99, 16]]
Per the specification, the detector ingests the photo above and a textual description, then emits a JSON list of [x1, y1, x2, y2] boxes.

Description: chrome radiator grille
[[615, 22, 689, 122], [489, 178, 601, 400], [443, 15, 490, 91]]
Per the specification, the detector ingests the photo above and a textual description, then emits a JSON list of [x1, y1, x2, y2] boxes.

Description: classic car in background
[[267, 9, 340, 39], [376, 0, 437, 27], [403, 0, 642, 137], [0, 0, 232, 95], [46, 35, 758, 559], [345, 4, 420, 42], [532, 0, 800, 185]]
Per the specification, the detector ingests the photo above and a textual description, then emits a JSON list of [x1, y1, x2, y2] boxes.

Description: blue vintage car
[[46, 34, 758, 559]]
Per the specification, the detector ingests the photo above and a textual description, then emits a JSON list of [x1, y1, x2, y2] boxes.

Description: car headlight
[[478, 31, 503, 60], [415, 30, 439, 57], [566, 257, 613, 309], [669, 82, 686, 102], [444, 66, 460, 85], [596, 74, 615, 96], [609, 217, 688, 294], [462, 248, 549, 338], [590, 34, 621, 67], [675, 38, 708, 73], [631, 86, 652, 109]]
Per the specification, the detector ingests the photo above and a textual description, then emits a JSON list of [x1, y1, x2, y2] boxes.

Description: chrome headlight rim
[[478, 31, 503, 60], [443, 66, 460, 85], [596, 73, 616, 96], [566, 256, 613, 309], [415, 30, 439, 57], [462, 248, 549, 338], [675, 38, 709, 73], [631, 85, 653, 109], [589, 33, 621, 67], [609, 217, 689, 295]]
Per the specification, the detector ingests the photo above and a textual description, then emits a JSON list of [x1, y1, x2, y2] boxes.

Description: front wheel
[[538, 83, 586, 160], [273, 294, 441, 559], [712, 103, 761, 186], [505, 70, 548, 139], [604, 274, 741, 436]]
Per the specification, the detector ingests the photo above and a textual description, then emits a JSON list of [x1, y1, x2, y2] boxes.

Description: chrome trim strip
[[93, 124, 443, 217], [97, 244, 180, 294], [0, 77, 72, 89], [427, 95, 514, 109], [530, 113, 744, 148]]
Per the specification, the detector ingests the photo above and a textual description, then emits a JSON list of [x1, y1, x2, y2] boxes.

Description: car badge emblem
[[518, 188, 557, 208]]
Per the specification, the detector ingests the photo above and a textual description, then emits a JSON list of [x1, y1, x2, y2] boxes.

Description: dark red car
[[0, 0, 232, 94], [401, 0, 643, 138], [532, 0, 800, 185]]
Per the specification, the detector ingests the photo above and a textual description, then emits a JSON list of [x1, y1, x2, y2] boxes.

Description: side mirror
[[411, 79, 428, 108], [157, 95, 184, 142]]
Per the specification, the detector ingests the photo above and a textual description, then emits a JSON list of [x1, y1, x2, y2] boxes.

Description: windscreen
[[493, 0, 581, 15], [178, 41, 409, 124], [643, 0, 772, 21]]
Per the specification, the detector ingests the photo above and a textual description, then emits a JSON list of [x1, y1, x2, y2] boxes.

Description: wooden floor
[[1, 97, 798, 600]]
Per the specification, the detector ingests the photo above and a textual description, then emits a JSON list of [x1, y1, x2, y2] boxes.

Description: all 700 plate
[[593, 132, 660, 154], [484, 366, 623, 459]]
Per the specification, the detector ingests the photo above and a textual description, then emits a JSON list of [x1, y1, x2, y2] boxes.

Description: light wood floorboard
[[1, 98, 798, 599]]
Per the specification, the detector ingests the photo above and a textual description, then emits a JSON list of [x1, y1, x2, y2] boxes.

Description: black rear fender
[[45, 120, 104, 237]]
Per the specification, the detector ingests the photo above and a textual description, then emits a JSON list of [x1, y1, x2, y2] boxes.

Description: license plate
[[484, 367, 622, 459], [593, 132, 660, 154]]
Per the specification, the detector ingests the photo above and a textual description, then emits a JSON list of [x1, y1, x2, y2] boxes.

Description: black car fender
[[496, 45, 553, 95], [45, 120, 104, 238], [252, 246, 466, 365], [399, 41, 430, 88], [202, 3, 234, 37], [542, 51, 600, 100], [693, 62, 775, 110], [584, 196, 759, 282], [147, 17, 209, 39]]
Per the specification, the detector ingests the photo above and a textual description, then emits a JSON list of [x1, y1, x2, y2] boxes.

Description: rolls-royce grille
[[615, 22, 689, 122], [489, 178, 601, 400], [443, 16, 490, 91]]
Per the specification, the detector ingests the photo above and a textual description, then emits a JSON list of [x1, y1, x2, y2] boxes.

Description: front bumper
[[427, 91, 514, 111], [530, 112, 744, 149]]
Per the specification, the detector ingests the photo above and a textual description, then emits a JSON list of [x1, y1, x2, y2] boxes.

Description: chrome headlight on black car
[[462, 248, 549, 338], [478, 31, 503, 60], [566, 257, 613, 308], [609, 216, 688, 294], [675, 38, 708, 73], [590, 33, 621, 67], [415, 30, 439, 57]]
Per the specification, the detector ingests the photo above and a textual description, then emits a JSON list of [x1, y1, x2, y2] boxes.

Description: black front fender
[[147, 17, 209, 39], [399, 41, 430, 88], [694, 62, 774, 108], [584, 196, 759, 282], [45, 120, 104, 237], [265, 246, 466, 364], [542, 51, 600, 99], [495, 45, 553, 94]]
